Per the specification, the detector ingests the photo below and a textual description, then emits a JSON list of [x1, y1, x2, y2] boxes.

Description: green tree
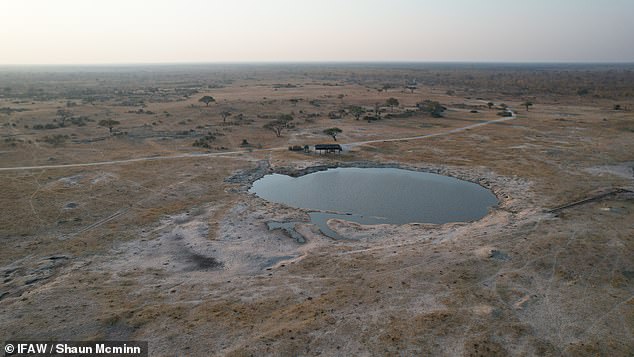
[[199, 96, 215, 106], [98, 119, 120, 134], [263, 114, 293, 137], [349, 106, 365, 121], [323, 127, 342, 141]]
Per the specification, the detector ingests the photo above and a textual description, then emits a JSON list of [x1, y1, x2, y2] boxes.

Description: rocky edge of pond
[[224, 159, 533, 243]]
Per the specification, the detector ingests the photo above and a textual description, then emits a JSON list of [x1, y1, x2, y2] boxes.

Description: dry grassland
[[0, 64, 633, 356]]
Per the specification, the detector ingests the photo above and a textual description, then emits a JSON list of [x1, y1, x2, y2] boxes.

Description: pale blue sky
[[1, 0, 632, 64]]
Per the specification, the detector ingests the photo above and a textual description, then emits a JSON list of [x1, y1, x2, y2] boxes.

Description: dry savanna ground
[[0, 64, 633, 356]]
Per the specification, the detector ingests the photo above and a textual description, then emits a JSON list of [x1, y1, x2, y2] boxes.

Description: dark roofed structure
[[314, 144, 342, 154]]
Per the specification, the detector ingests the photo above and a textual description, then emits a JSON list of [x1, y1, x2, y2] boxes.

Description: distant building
[[314, 144, 342, 154]]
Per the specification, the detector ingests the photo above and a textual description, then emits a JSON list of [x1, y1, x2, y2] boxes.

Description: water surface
[[250, 167, 497, 239]]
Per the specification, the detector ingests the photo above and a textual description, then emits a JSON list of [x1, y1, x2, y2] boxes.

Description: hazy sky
[[2, 0, 633, 64]]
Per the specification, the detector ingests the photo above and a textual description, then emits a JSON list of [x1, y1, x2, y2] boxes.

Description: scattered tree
[[328, 111, 343, 119], [220, 111, 232, 122], [522, 101, 533, 111], [323, 127, 342, 141], [406, 85, 417, 94], [56, 109, 72, 127], [487, 102, 494, 110], [374, 103, 382, 119], [263, 114, 294, 137], [98, 119, 120, 133], [349, 106, 365, 120], [614, 104, 622, 110], [363, 104, 383, 122], [199, 96, 215, 106], [385, 97, 399, 111], [416, 100, 446, 117]]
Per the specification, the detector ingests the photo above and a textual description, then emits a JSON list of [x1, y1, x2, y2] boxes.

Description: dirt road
[[0, 111, 515, 172]]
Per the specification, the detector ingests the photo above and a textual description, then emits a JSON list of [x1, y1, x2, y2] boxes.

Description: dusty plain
[[0, 64, 633, 356]]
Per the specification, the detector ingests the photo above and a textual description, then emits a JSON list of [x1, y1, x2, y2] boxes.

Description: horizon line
[[1, 60, 634, 67]]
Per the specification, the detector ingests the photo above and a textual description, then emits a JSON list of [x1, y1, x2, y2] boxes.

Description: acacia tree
[[98, 119, 120, 134], [522, 101, 533, 111], [199, 96, 215, 106], [263, 114, 293, 137], [487, 102, 494, 110], [323, 127, 342, 141], [349, 106, 365, 120]]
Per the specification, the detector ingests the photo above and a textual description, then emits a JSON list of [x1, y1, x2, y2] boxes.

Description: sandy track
[[0, 111, 515, 172]]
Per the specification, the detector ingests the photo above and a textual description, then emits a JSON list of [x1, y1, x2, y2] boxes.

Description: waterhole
[[250, 167, 498, 239]]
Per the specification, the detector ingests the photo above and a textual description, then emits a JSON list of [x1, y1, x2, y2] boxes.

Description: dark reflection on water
[[250, 167, 498, 239]]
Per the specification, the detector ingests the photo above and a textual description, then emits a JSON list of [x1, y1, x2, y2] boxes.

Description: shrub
[[577, 88, 590, 96], [192, 133, 216, 148], [417, 100, 446, 117], [41, 134, 68, 146]]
